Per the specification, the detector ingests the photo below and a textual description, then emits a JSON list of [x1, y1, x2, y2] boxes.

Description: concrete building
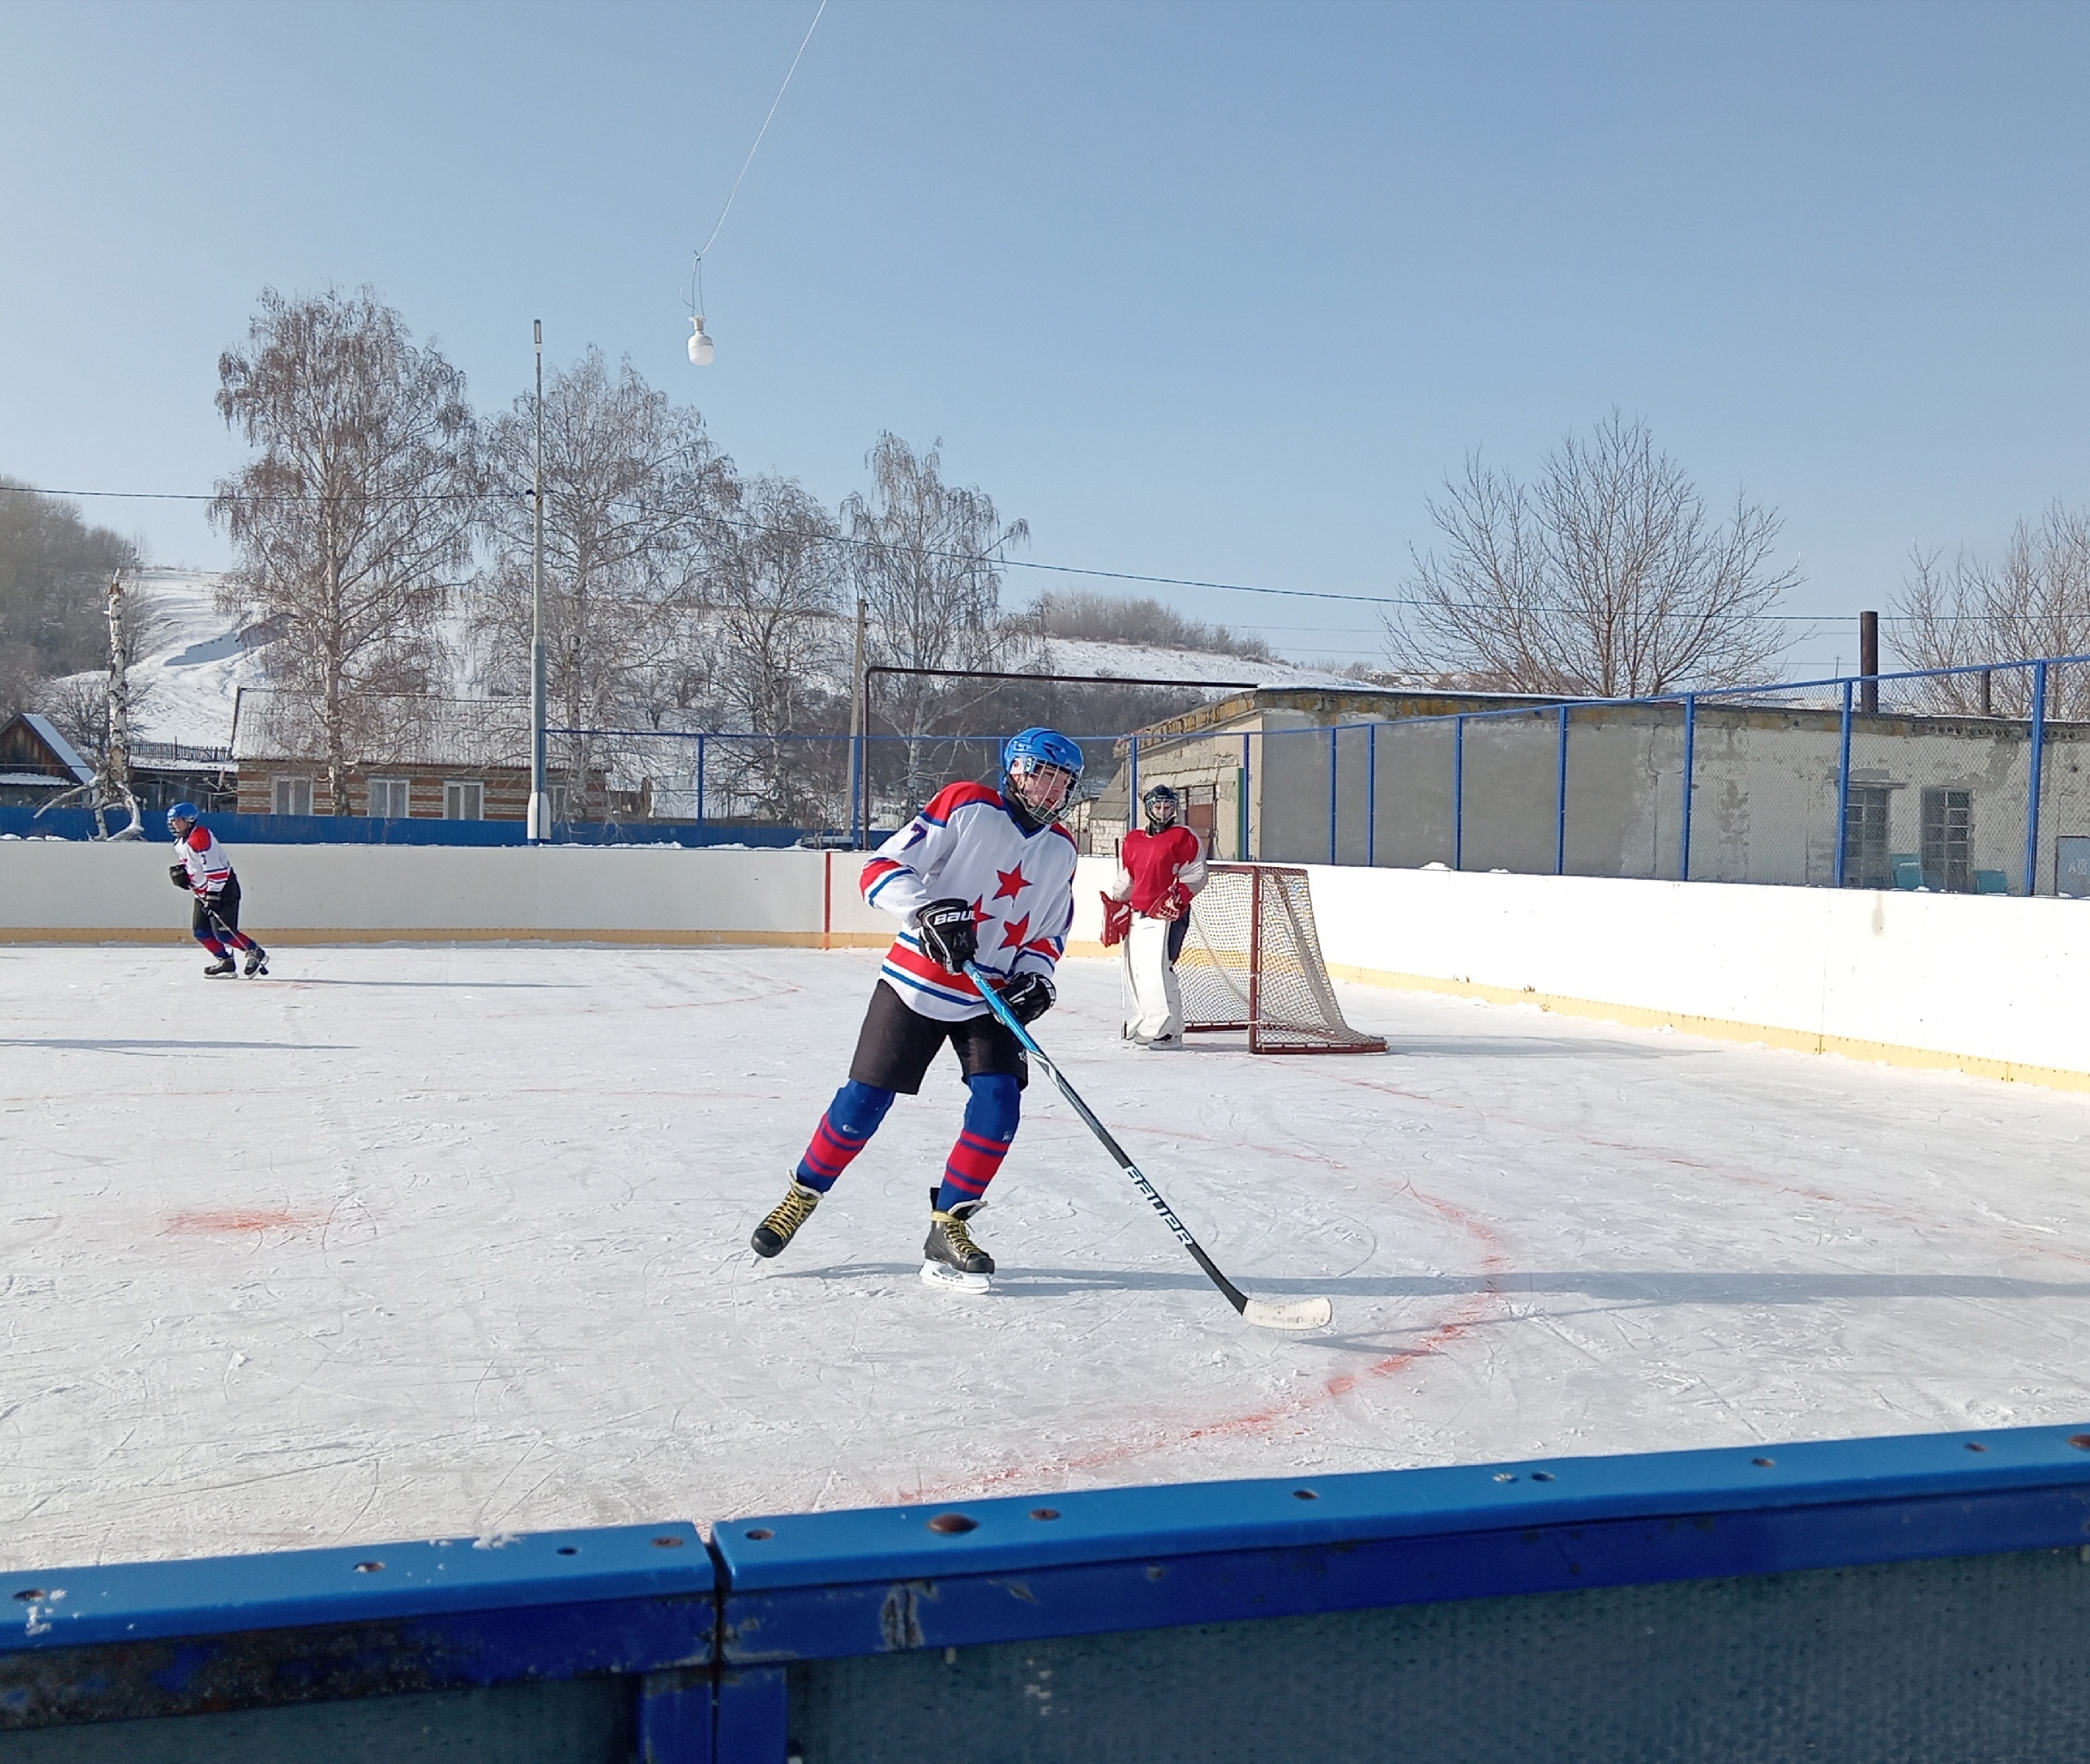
[[1105, 687, 2090, 898]]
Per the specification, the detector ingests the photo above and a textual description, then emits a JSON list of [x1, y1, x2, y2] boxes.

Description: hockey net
[[1176, 864, 1386, 1054]]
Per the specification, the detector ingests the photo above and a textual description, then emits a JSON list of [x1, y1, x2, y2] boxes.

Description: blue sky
[[2, 0, 2087, 672]]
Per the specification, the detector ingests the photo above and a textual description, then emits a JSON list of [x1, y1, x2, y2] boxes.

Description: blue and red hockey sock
[[936, 1073, 1021, 1213], [794, 1080, 896, 1193]]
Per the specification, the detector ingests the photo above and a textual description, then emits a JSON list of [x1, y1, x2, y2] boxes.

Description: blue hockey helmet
[[1003, 727, 1083, 778], [167, 801, 201, 829], [1001, 727, 1083, 824]]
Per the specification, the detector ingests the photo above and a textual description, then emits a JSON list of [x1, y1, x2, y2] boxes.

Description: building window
[[548, 784, 570, 824], [1843, 785, 1892, 888], [367, 778, 411, 819], [272, 775, 314, 816], [443, 780, 484, 820], [1920, 787, 1972, 892]]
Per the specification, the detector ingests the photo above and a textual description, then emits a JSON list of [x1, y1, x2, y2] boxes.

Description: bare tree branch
[[1387, 411, 1799, 696], [210, 287, 478, 812], [1891, 504, 2090, 717]]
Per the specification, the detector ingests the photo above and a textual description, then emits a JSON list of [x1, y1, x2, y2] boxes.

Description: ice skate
[[242, 944, 269, 977], [750, 1180, 821, 1259], [921, 1191, 993, 1295], [202, 955, 236, 977]]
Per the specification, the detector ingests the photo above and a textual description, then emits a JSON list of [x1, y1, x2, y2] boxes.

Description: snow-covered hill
[[56, 571, 1363, 749]]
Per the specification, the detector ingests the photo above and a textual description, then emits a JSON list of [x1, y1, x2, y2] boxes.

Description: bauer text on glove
[[914, 898, 979, 972]]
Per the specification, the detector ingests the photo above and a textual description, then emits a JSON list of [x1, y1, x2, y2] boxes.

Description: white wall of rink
[[2, 839, 2082, 1085], [1304, 863, 2090, 1088], [0, 840, 1123, 947]]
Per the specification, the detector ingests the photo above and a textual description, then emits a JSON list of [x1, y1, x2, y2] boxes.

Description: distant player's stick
[[964, 962, 1332, 1331]]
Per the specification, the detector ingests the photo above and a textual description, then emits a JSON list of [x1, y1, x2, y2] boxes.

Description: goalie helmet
[[1141, 784, 1180, 828]]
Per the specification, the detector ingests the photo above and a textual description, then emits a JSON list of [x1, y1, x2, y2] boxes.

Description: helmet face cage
[[1142, 785, 1180, 826], [1007, 756, 1078, 821]]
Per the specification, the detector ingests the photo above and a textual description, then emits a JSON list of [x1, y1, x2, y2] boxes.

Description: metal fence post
[[1554, 704, 1569, 877], [696, 735, 706, 833], [1834, 679, 1853, 889], [1679, 695, 1696, 882], [1452, 715, 1465, 872], [1366, 722, 1377, 869], [1327, 725, 1338, 866], [1242, 732, 1253, 860], [2025, 660, 2049, 896], [1128, 735, 1139, 833]]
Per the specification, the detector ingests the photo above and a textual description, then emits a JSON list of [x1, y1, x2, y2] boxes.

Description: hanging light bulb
[[687, 313, 715, 367]]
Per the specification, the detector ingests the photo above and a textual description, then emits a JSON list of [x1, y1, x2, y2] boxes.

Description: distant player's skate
[[750, 1179, 821, 1259], [921, 1191, 993, 1295], [243, 943, 269, 977]]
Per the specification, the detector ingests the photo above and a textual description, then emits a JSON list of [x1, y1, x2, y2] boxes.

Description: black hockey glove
[[999, 971, 1055, 1024], [914, 899, 979, 973], [169, 863, 190, 890]]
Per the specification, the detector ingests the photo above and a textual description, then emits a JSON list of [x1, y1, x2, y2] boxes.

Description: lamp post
[[527, 321, 549, 841]]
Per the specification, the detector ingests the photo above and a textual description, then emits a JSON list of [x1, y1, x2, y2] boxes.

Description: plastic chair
[[1890, 855, 1922, 890]]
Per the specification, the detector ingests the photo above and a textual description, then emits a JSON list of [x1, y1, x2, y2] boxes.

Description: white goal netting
[[1176, 864, 1386, 1055]]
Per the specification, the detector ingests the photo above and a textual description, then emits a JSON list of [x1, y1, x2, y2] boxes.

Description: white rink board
[[3, 942, 2088, 1573]]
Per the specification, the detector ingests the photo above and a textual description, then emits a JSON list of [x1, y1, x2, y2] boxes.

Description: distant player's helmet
[[1001, 727, 1083, 824], [167, 802, 200, 829], [1142, 784, 1181, 828]]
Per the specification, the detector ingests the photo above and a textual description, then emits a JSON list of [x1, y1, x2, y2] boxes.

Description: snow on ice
[[3, 942, 2088, 1572]]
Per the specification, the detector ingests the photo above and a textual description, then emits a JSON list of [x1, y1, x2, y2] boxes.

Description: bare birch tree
[[1388, 411, 1799, 696], [211, 288, 478, 812], [1892, 504, 2090, 718], [843, 433, 1025, 803], [702, 475, 847, 821], [476, 349, 734, 815]]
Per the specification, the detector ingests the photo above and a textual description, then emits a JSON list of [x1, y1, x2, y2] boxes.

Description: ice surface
[[4, 943, 2088, 1571]]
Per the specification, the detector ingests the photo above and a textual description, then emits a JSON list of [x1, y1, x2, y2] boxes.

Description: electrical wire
[[0, 482, 1852, 624], [685, 0, 827, 313]]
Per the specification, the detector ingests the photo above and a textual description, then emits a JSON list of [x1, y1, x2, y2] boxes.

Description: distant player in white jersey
[[166, 802, 269, 977], [750, 728, 1083, 1292]]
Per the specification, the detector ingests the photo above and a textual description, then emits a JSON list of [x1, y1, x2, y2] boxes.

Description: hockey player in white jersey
[[751, 729, 1083, 1292], [166, 802, 269, 977]]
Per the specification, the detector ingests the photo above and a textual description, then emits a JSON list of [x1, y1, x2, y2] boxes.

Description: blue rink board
[[5, 1424, 2090, 1762]]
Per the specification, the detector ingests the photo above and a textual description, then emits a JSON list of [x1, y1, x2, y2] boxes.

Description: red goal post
[[1176, 864, 1387, 1055]]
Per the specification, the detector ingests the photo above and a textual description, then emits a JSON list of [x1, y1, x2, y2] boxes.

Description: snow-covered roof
[[233, 689, 531, 770], [14, 713, 94, 784]]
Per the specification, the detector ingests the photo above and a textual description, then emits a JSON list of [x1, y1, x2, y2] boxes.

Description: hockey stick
[[964, 962, 1332, 1331]]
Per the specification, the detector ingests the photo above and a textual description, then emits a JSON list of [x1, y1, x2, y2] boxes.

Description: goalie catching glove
[[914, 898, 979, 973], [997, 971, 1054, 1024]]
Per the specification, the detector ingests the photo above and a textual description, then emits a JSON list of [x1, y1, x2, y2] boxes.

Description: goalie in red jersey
[[1102, 783, 1207, 1047], [749, 729, 1083, 1294]]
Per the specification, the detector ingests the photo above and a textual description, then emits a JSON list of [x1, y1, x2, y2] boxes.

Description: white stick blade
[[1242, 1295, 1333, 1331]]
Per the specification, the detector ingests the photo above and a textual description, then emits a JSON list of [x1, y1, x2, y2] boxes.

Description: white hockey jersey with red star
[[175, 824, 234, 897], [860, 780, 1079, 1022]]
